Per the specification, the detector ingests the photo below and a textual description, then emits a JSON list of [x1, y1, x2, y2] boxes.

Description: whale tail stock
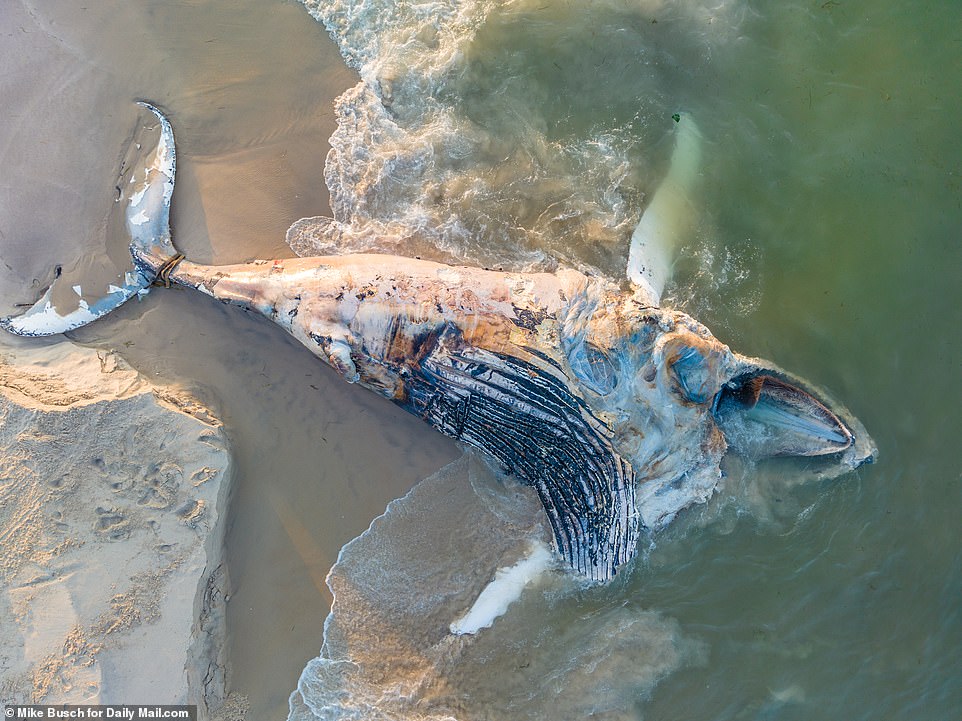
[[1, 102, 180, 337]]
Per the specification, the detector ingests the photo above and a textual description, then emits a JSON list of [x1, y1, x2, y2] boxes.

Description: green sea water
[[617, 2, 962, 717], [642, 3, 962, 717], [295, 0, 962, 717]]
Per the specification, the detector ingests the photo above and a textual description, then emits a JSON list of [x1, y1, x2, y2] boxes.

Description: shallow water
[[1, 0, 960, 719]]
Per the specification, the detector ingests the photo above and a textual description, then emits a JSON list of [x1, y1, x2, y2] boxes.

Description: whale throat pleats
[[398, 325, 641, 582]]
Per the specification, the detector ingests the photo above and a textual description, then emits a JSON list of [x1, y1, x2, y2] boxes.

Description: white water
[[293, 0, 743, 276], [288, 457, 706, 721]]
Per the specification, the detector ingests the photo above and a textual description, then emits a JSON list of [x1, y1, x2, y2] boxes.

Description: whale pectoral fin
[[403, 328, 641, 582], [627, 111, 703, 303]]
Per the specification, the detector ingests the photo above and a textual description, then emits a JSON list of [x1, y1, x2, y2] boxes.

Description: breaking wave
[[288, 457, 706, 721], [292, 0, 744, 275]]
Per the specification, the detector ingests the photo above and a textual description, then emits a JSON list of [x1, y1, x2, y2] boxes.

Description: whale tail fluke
[[1, 102, 179, 337], [124, 102, 180, 276]]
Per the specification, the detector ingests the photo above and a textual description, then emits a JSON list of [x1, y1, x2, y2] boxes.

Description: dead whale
[[1, 104, 874, 582]]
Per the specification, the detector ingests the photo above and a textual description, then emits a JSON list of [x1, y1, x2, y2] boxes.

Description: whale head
[[565, 297, 875, 530]]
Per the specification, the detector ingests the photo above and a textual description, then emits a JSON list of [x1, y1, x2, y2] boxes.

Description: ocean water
[[0, 0, 959, 719], [289, 0, 962, 719]]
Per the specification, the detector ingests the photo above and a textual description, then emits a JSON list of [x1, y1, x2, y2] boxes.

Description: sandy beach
[[0, 341, 231, 712], [1, 0, 455, 717]]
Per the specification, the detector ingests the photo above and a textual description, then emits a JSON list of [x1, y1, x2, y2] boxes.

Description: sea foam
[[288, 457, 705, 721], [294, 0, 740, 277]]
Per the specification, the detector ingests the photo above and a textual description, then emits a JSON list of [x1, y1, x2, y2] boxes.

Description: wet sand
[[1, 0, 457, 716]]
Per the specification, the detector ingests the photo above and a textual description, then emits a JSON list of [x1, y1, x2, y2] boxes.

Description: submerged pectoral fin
[[402, 328, 641, 582], [627, 111, 703, 303]]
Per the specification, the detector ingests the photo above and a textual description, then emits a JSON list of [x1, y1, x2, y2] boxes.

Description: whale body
[[1, 105, 875, 582]]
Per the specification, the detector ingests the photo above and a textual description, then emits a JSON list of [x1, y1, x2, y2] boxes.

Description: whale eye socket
[[669, 345, 713, 404], [569, 342, 619, 395]]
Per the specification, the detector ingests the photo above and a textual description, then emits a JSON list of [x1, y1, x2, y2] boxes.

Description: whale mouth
[[712, 371, 855, 459]]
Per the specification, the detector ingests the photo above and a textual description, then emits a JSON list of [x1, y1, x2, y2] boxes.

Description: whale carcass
[[1, 104, 875, 582]]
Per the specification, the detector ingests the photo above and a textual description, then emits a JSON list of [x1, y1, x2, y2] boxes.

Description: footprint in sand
[[93, 507, 130, 541]]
